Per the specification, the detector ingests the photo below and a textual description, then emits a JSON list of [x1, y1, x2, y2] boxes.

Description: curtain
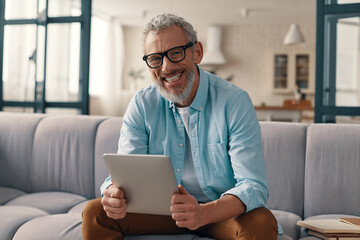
[[90, 17, 129, 116]]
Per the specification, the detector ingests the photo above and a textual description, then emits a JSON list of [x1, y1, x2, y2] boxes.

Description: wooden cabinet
[[273, 52, 315, 94]]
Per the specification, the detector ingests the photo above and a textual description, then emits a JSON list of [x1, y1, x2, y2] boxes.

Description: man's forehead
[[144, 26, 188, 52]]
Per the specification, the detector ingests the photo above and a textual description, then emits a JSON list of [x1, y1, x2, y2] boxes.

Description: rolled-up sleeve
[[100, 176, 112, 196]]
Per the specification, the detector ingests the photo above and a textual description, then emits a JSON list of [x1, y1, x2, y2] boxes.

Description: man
[[82, 13, 278, 240]]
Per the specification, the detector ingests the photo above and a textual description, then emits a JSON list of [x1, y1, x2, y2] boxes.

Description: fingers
[[171, 212, 198, 230], [171, 212, 187, 221], [170, 186, 202, 230], [101, 186, 127, 219], [170, 201, 196, 213], [102, 198, 127, 219], [104, 210, 126, 220], [104, 186, 125, 199], [102, 195, 126, 208], [178, 185, 189, 195], [171, 186, 193, 205], [171, 194, 186, 205]]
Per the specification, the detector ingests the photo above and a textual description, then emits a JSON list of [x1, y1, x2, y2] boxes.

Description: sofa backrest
[[260, 122, 308, 218], [0, 112, 118, 199], [304, 124, 360, 218], [5, 112, 358, 220], [30, 115, 106, 199], [0, 112, 44, 193]]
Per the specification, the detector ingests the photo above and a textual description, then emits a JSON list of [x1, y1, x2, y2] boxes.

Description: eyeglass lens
[[147, 47, 186, 68]]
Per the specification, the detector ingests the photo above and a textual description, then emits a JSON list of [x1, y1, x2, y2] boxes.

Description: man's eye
[[170, 50, 182, 57], [149, 56, 161, 62]]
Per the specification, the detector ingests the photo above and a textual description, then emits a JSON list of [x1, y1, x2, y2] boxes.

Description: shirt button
[[178, 119, 181, 124], [200, 107, 203, 110], [176, 169, 181, 172], [179, 143, 183, 147]]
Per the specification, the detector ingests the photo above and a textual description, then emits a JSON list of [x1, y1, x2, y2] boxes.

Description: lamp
[[283, 24, 305, 45], [200, 26, 226, 66]]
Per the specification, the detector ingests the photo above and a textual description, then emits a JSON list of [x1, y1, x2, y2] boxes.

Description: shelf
[[273, 52, 314, 94]]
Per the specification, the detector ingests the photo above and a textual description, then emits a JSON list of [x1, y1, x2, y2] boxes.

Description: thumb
[[178, 185, 189, 195]]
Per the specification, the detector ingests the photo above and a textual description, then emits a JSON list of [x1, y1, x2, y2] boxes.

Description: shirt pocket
[[207, 142, 229, 177]]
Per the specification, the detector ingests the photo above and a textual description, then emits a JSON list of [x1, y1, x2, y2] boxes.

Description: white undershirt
[[177, 107, 211, 203]]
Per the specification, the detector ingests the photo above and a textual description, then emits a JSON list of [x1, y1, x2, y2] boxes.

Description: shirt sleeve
[[221, 92, 269, 213], [100, 93, 149, 196], [100, 176, 112, 196], [118, 93, 149, 155]]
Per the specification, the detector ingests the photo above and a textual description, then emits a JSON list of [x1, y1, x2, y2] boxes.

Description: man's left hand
[[170, 185, 208, 230]]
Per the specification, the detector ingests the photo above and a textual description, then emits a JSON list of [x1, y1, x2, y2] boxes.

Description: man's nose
[[160, 56, 176, 71]]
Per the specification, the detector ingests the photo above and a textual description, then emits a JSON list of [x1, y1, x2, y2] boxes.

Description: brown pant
[[82, 198, 278, 240]]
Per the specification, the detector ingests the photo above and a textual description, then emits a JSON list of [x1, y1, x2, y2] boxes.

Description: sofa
[[0, 111, 359, 240]]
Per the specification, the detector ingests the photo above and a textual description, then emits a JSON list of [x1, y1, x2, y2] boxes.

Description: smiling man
[[82, 13, 278, 240], [143, 26, 200, 107]]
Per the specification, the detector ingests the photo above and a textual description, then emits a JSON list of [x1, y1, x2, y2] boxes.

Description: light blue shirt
[[101, 67, 269, 214], [177, 106, 211, 203]]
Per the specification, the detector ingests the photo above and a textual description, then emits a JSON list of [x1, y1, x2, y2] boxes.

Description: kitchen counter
[[255, 100, 314, 122]]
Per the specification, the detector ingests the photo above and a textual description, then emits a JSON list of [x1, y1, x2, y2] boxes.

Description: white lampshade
[[283, 24, 305, 45], [200, 26, 226, 66]]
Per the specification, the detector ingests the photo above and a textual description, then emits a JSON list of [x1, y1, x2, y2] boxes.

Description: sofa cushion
[[0, 112, 44, 192], [271, 209, 302, 240], [13, 213, 82, 240], [304, 124, 360, 218], [260, 122, 308, 218], [5, 192, 87, 214], [277, 235, 293, 240], [31, 115, 106, 199], [68, 200, 89, 214], [0, 206, 48, 240], [94, 117, 123, 198], [0, 187, 26, 205]]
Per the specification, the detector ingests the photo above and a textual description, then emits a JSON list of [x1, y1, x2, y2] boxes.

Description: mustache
[[153, 67, 196, 103]]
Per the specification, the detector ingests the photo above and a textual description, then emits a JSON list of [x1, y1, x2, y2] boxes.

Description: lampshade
[[200, 26, 226, 66], [283, 24, 305, 45]]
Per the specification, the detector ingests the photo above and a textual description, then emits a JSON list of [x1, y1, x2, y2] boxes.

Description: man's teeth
[[165, 73, 181, 82]]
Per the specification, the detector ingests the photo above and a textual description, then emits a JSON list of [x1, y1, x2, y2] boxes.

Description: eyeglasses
[[142, 42, 195, 69]]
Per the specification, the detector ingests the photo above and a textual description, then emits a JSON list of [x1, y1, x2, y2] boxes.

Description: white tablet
[[103, 153, 179, 215]]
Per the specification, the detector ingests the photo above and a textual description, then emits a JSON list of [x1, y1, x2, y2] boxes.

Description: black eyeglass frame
[[142, 42, 195, 69]]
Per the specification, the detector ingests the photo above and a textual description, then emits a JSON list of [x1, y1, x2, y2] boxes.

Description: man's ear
[[194, 42, 203, 64]]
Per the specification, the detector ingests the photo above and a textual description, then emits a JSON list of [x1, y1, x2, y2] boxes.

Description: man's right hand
[[101, 185, 127, 219]]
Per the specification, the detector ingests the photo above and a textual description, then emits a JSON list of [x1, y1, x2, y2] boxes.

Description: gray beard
[[154, 67, 196, 104]]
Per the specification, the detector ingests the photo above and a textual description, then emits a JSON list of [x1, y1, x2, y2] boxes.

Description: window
[[315, 0, 360, 123], [0, 0, 91, 114]]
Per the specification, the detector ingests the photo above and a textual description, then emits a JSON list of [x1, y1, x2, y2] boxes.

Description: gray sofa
[[0, 111, 359, 240]]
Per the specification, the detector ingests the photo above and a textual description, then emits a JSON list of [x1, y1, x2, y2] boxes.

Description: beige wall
[[114, 23, 316, 115], [217, 24, 316, 106], [122, 26, 153, 91]]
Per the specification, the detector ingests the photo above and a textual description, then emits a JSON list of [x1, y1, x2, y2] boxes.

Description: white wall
[[122, 26, 152, 91]]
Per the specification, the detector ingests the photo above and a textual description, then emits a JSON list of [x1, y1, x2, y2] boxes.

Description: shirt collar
[[168, 66, 208, 112]]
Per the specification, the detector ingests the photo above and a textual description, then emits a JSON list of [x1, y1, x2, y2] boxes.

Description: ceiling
[[91, 0, 317, 26]]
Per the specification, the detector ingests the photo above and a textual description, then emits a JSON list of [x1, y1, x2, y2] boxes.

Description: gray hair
[[142, 13, 198, 51]]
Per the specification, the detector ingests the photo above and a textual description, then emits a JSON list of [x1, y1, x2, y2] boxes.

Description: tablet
[[103, 153, 179, 215]]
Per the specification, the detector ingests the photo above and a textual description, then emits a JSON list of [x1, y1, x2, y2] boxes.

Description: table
[[255, 100, 314, 122]]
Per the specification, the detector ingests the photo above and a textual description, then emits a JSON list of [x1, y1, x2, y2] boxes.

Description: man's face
[[144, 26, 203, 106]]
